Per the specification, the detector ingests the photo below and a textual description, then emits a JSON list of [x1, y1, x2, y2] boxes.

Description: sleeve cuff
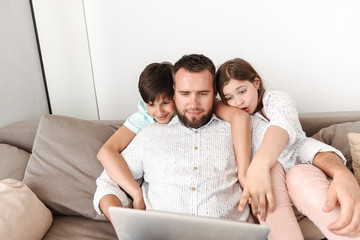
[[93, 170, 132, 215]]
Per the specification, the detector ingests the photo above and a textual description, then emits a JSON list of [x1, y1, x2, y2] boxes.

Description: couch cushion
[[0, 179, 53, 240], [348, 132, 360, 185], [0, 144, 30, 181], [43, 215, 117, 240], [23, 114, 121, 220], [312, 121, 360, 171]]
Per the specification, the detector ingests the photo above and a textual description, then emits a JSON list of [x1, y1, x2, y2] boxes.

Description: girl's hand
[[238, 159, 275, 221]]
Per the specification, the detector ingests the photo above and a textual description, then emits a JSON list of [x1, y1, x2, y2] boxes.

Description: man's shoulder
[[203, 115, 231, 133], [137, 119, 178, 135], [210, 115, 231, 127]]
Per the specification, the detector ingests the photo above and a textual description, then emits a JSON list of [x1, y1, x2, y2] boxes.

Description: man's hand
[[314, 152, 360, 237], [323, 169, 360, 237], [238, 159, 275, 221]]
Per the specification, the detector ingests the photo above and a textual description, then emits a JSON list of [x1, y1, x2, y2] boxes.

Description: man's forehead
[[174, 69, 213, 89]]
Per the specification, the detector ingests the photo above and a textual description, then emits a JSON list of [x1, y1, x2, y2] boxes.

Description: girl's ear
[[254, 77, 261, 89]]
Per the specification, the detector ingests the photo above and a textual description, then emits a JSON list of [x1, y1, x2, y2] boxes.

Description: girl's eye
[[238, 89, 247, 95], [163, 101, 169, 105], [225, 96, 232, 101]]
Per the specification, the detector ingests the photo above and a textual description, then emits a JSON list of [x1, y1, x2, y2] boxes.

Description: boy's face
[[145, 96, 175, 124]]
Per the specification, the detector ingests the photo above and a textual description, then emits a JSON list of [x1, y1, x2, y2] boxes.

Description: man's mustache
[[185, 108, 205, 113]]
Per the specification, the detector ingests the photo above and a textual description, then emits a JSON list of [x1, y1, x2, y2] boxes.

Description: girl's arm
[[97, 125, 145, 210], [214, 100, 251, 188], [239, 125, 288, 220]]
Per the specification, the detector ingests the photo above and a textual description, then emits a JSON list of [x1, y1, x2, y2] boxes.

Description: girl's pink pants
[[260, 162, 359, 240]]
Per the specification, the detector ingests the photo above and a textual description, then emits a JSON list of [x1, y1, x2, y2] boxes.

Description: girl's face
[[222, 78, 260, 115], [146, 96, 175, 124]]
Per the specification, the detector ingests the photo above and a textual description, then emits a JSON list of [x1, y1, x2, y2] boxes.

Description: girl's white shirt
[[251, 91, 345, 172]]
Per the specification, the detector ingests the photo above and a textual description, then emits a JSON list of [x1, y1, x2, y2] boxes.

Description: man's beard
[[176, 106, 213, 129]]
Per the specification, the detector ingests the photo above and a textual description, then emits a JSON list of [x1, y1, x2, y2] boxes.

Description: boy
[[95, 62, 175, 221]]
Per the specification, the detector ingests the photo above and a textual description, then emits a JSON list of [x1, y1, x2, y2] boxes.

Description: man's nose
[[189, 94, 199, 108]]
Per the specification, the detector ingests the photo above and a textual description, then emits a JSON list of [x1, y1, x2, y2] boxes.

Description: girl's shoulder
[[262, 90, 294, 104]]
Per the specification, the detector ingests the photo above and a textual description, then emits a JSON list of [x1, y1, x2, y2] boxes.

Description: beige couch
[[0, 112, 360, 240]]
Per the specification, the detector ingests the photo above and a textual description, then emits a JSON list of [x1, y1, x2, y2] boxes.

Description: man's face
[[173, 68, 216, 128]]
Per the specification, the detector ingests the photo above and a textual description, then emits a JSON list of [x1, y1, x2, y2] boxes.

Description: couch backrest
[[299, 111, 360, 137], [1, 111, 360, 153]]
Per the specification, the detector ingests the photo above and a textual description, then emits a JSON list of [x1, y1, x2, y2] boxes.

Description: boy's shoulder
[[124, 100, 155, 134]]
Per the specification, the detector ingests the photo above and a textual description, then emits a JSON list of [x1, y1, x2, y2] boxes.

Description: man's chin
[[177, 112, 212, 129]]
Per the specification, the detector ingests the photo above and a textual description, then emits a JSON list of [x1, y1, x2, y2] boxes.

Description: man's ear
[[173, 84, 176, 100]]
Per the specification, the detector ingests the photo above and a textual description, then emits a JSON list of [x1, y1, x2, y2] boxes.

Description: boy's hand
[[132, 196, 146, 210]]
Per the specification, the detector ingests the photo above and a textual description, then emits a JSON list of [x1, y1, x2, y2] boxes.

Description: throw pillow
[[312, 121, 360, 171], [0, 144, 30, 181], [22, 114, 121, 220], [0, 178, 53, 240], [348, 132, 360, 185]]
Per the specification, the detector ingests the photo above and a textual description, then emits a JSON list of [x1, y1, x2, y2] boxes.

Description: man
[[93, 54, 252, 223]]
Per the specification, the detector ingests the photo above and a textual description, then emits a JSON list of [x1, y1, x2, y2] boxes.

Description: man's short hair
[[173, 54, 215, 86], [138, 62, 174, 103]]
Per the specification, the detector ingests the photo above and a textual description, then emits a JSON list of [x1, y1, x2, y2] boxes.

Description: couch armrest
[[0, 120, 39, 153]]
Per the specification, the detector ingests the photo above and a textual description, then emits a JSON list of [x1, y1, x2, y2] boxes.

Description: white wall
[[0, 0, 49, 127], [34, 0, 360, 120], [32, 0, 99, 120]]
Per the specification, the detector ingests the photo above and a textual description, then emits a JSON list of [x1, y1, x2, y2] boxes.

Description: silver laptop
[[109, 207, 269, 240]]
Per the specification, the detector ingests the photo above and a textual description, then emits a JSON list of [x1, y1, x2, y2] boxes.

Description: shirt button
[[194, 146, 198, 150], [191, 187, 196, 191], [194, 166, 198, 170]]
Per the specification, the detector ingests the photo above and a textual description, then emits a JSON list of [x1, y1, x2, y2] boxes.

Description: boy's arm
[[97, 125, 145, 209], [214, 100, 251, 187]]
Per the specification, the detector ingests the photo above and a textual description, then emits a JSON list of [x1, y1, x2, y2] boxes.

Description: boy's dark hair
[[138, 62, 174, 103], [173, 54, 216, 87]]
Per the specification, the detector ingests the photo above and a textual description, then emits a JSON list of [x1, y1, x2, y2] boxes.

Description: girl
[[215, 58, 353, 240]]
